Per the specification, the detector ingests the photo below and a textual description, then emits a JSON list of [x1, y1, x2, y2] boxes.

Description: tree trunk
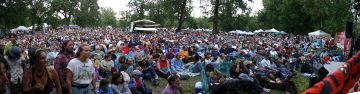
[[176, 0, 187, 32], [213, 0, 220, 34]]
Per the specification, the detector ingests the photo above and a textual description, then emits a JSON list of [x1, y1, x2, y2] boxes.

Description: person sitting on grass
[[138, 56, 159, 86], [205, 64, 225, 83], [97, 79, 113, 94], [111, 72, 131, 94], [162, 75, 183, 94], [264, 72, 297, 94], [129, 70, 152, 94], [156, 55, 170, 78], [170, 54, 184, 74]]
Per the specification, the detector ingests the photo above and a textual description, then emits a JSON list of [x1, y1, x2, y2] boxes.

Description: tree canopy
[[0, 0, 355, 35]]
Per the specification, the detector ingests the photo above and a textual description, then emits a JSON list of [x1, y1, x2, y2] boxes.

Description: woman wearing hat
[[22, 48, 62, 94]]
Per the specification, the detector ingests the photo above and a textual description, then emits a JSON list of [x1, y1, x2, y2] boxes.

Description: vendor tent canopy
[[16, 26, 29, 31], [254, 29, 264, 33], [308, 30, 331, 38], [11, 26, 30, 33], [265, 28, 280, 33]]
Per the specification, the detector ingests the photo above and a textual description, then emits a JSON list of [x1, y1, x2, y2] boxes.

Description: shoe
[[155, 75, 159, 80], [263, 88, 271, 93]]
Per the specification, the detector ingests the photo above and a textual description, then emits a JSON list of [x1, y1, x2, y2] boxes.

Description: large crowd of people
[[0, 28, 343, 94]]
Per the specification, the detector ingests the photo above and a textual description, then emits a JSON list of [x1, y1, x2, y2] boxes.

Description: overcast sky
[[97, 0, 264, 18]]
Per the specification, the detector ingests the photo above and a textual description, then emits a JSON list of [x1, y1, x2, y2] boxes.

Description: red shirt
[[135, 79, 141, 88], [123, 46, 129, 54], [159, 60, 168, 69]]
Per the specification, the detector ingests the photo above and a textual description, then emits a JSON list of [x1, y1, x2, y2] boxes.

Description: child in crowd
[[97, 79, 114, 94]]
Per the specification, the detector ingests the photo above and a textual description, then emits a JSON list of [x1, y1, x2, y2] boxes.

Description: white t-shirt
[[258, 59, 271, 68], [67, 58, 95, 84]]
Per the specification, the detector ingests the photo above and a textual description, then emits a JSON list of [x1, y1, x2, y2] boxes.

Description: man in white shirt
[[258, 56, 271, 69]]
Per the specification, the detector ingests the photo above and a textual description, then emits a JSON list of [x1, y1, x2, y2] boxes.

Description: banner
[[335, 32, 352, 59]]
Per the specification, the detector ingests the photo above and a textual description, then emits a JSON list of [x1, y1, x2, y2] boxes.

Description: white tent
[[254, 29, 264, 33], [265, 28, 280, 33], [246, 32, 255, 35], [16, 26, 29, 31], [235, 30, 247, 34], [280, 31, 287, 34], [106, 25, 112, 29], [308, 30, 331, 38]]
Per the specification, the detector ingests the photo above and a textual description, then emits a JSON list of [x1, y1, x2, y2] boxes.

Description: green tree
[[128, 0, 154, 20], [100, 7, 117, 27], [0, 0, 30, 29], [74, 0, 101, 27], [30, 0, 52, 30], [259, 0, 352, 34], [118, 11, 132, 28], [49, 0, 78, 26], [200, 0, 249, 33]]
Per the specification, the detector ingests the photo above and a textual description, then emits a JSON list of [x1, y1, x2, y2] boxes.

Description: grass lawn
[[145, 71, 309, 94]]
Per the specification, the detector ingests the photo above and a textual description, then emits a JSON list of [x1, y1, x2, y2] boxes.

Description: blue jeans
[[72, 86, 92, 94], [142, 67, 158, 79]]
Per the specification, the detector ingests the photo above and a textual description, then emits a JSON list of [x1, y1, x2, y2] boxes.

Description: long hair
[[111, 72, 124, 85], [75, 45, 88, 58], [59, 40, 73, 55], [28, 48, 43, 67], [0, 55, 9, 72], [167, 75, 179, 85]]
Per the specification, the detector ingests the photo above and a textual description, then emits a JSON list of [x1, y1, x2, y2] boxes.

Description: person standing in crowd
[[171, 54, 184, 73], [111, 72, 131, 94], [23, 48, 62, 94], [0, 56, 10, 94], [54, 40, 74, 94], [5, 47, 23, 94], [162, 75, 183, 94], [66, 45, 97, 94], [4, 33, 18, 56], [97, 79, 113, 94]]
